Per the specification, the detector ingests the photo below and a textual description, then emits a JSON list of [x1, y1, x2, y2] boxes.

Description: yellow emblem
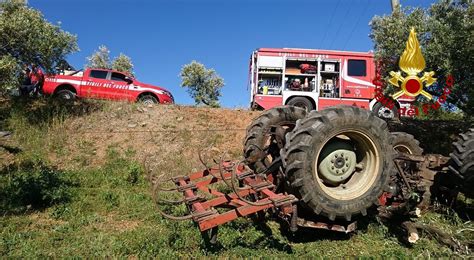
[[389, 27, 436, 100]]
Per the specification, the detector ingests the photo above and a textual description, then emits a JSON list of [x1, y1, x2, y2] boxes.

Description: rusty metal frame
[[159, 161, 297, 232]]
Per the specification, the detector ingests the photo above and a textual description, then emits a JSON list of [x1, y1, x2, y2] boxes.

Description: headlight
[[165, 91, 173, 100]]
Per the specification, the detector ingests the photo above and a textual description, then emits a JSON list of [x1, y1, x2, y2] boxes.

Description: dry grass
[[50, 103, 259, 172]]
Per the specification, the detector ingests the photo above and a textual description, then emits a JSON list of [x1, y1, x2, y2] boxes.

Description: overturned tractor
[[152, 105, 473, 246]]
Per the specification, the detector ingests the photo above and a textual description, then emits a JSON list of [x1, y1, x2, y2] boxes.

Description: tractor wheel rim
[[295, 103, 309, 111], [314, 130, 380, 200], [393, 144, 413, 154], [378, 107, 394, 119]]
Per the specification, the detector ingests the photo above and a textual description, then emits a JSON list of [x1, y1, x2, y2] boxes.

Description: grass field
[[0, 99, 472, 257]]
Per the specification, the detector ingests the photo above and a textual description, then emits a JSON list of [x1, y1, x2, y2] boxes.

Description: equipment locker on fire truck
[[248, 48, 411, 119]]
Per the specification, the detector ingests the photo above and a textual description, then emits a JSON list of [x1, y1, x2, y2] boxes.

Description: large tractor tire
[[243, 106, 307, 173], [390, 132, 423, 155], [449, 128, 474, 198], [282, 106, 394, 221]]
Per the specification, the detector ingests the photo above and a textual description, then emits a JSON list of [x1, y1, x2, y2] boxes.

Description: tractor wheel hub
[[318, 140, 357, 184]]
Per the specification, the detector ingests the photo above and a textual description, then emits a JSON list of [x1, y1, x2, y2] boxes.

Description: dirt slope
[[52, 103, 260, 175], [4, 100, 471, 172]]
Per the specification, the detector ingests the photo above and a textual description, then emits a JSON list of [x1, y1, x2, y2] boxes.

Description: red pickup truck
[[43, 68, 174, 104]]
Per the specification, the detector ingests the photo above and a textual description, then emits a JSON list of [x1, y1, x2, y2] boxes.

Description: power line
[[342, 0, 371, 50], [320, 0, 341, 49], [328, 1, 354, 50]]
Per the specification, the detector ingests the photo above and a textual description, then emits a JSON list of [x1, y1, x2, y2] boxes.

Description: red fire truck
[[249, 48, 411, 119]]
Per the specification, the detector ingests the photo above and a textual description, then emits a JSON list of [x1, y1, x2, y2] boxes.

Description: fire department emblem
[[389, 27, 436, 100]]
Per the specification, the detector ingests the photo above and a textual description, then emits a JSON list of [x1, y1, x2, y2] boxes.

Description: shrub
[[0, 159, 75, 214], [104, 146, 144, 185]]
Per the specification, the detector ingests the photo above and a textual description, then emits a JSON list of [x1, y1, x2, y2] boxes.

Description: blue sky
[[29, 0, 435, 108]]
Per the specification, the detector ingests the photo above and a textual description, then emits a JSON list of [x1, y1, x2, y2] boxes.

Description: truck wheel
[[282, 105, 393, 221], [287, 97, 314, 111], [449, 128, 474, 198], [139, 94, 158, 105], [390, 132, 423, 155], [56, 89, 76, 102], [243, 106, 306, 173], [373, 102, 398, 120]]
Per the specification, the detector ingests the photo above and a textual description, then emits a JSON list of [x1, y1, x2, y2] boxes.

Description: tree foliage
[[86, 46, 134, 76], [370, 0, 474, 117], [86, 45, 111, 70], [112, 53, 134, 76], [0, 0, 78, 90], [180, 61, 224, 107]]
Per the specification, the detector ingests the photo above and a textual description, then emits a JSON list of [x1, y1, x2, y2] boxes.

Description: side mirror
[[124, 76, 133, 84]]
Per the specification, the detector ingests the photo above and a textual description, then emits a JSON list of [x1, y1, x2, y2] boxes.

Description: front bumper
[[159, 93, 174, 104]]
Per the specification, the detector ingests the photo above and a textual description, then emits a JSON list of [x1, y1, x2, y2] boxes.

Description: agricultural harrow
[[151, 106, 473, 248]]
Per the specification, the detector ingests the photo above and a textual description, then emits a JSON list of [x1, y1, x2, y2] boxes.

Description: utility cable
[[328, 2, 354, 49], [320, 0, 341, 48], [342, 0, 371, 50]]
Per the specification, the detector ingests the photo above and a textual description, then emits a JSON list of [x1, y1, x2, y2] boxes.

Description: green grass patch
[[1, 99, 472, 257]]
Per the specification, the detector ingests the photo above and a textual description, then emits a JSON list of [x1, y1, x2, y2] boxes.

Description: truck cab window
[[348, 60, 366, 77], [111, 72, 127, 82], [89, 70, 108, 79]]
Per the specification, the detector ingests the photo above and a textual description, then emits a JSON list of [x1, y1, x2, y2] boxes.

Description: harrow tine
[[154, 205, 194, 221], [198, 147, 211, 170], [156, 186, 179, 192], [157, 197, 186, 205], [230, 160, 273, 207], [158, 195, 204, 205], [152, 192, 194, 221]]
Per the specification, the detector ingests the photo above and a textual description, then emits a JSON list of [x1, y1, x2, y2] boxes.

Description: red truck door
[[341, 58, 374, 99], [82, 70, 109, 99], [108, 71, 131, 100]]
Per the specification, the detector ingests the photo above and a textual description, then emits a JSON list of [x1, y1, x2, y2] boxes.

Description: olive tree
[[87, 46, 134, 76], [180, 61, 224, 107], [0, 0, 78, 91], [112, 53, 134, 76], [86, 45, 111, 70]]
